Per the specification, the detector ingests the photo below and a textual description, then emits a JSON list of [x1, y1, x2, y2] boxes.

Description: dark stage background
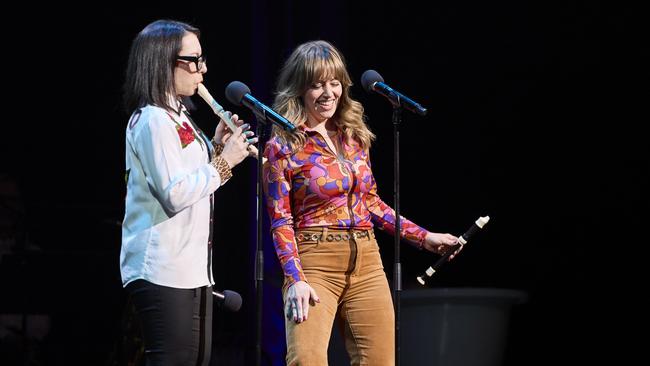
[[2, 1, 645, 365]]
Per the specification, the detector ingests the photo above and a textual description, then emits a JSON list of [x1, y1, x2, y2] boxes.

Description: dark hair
[[123, 19, 200, 114]]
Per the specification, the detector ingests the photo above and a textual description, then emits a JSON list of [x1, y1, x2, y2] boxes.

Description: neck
[[306, 118, 336, 131], [166, 94, 183, 116]]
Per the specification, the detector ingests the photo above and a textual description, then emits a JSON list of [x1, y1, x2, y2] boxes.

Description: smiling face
[[302, 76, 342, 127], [173, 33, 206, 96]]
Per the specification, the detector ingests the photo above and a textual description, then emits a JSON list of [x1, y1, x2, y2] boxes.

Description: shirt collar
[[166, 95, 187, 117]]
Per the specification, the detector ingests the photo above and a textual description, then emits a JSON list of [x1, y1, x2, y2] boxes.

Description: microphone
[[225, 81, 296, 132], [212, 289, 243, 312], [360, 69, 427, 116], [416, 216, 490, 286], [196, 83, 262, 160]]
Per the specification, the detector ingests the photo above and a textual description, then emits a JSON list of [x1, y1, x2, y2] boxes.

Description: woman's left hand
[[213, 113, 253, 145], [422, 232, 462, 260]]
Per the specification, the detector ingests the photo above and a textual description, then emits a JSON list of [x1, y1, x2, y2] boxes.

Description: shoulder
[[128, 105, 175, 134], [343, 134, 368, 159], [127, 106, 180, 147], [139, 105, 174, 127], [264, 136, 293, 162]]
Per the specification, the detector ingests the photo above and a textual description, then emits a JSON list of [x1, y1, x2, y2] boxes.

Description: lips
[[317, 99, 336, 110]]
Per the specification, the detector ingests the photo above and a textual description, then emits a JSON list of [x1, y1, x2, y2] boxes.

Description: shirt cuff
[[212, 140, 224, 155], [210, 155, 232, 184]]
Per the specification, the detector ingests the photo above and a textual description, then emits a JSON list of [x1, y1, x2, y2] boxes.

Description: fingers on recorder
[[221, 126, 250, 168]]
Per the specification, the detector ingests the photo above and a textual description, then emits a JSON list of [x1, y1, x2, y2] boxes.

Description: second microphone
[[225, 81, 296, 132]]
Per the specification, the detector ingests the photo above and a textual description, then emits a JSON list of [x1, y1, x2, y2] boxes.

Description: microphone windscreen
[[225, 81, 251, 106], [222, 290, 243, 312], [360, 70, 384, 92]]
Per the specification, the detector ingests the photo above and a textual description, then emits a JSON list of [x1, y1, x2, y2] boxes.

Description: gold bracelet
[[211, 155, 232, 183]]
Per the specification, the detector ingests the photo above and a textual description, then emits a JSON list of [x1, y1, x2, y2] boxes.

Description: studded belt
[[296, 228, 375, 243]]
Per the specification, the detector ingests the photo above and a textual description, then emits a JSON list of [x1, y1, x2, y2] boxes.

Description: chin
[[181, 88, 196, 97]]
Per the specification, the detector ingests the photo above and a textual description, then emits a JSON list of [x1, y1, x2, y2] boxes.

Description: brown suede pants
[[284, 227, 395, 366]]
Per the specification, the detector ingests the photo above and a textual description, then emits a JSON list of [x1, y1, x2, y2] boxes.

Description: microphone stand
[[251, 108, 268, 366], [392, 105, 403, 366]]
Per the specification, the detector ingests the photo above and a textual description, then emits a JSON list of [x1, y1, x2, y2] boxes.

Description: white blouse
[[121, 104, 222, 289]]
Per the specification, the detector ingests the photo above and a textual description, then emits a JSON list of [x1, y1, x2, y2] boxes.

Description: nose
[[322, 84, 333, 97]]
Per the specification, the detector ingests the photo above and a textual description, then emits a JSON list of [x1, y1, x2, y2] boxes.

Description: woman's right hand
[[285, 281, 320, 323], [423, 232, 461, 259]]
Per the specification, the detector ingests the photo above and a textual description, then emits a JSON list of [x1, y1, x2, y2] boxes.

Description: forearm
[[272, 225, 307, 286], [369, 198, 428, 245]]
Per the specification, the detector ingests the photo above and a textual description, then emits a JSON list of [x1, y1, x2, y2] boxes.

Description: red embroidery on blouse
[[176, 122, 196, 148]]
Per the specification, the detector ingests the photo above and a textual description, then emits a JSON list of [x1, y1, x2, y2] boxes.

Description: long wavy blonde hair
[[271, 40, 374, 151]]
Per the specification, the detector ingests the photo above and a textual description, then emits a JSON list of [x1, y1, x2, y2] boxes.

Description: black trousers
[[126, 279, 213, 366]]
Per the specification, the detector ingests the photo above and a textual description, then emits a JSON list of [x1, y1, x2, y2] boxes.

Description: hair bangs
[[301, 45, 350, 91]]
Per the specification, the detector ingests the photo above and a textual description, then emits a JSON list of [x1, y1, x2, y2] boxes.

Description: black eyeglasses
[[176, 55, 206, 72]]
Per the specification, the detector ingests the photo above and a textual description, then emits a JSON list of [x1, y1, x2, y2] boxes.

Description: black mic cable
[[416, 216, 490, 285]]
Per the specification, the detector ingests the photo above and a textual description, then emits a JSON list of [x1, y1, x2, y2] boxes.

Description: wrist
[[211, 139, 224, 155], [210, 155, 232, 184]]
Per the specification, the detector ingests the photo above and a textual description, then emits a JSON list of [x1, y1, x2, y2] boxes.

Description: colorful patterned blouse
[[263, 128, 429, 286]]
